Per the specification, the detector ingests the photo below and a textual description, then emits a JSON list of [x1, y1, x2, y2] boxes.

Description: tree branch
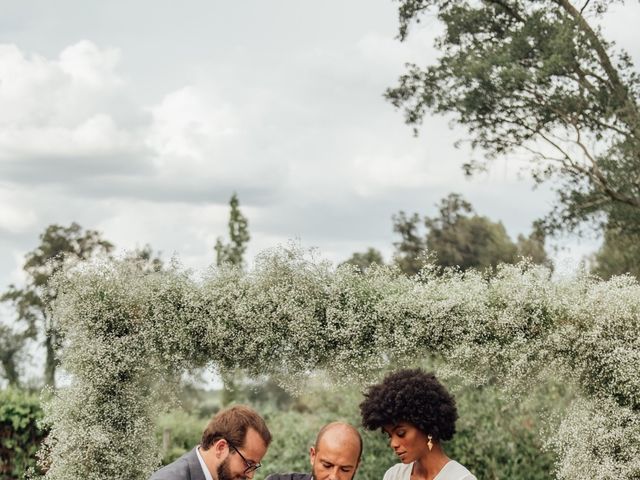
[[554, 0, 640, 130], [570, 122, 640, 208], [484, 0, 526, 23], [579, 0, 591, 15]]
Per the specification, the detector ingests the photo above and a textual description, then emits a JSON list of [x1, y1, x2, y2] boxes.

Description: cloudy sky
[[1, 0, 639, 300]]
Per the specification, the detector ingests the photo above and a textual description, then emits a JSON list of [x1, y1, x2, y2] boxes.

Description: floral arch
[[43, 247, 639, 480]]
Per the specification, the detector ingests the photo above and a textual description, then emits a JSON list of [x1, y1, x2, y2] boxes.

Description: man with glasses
[[150, 405, 271, 480], [266, 422, 362, 480]]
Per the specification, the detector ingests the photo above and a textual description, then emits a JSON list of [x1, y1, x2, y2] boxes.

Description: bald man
[[266, 422, 362, 480]]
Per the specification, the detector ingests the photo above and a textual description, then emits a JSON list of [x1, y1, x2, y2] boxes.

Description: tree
[[590, 227, 640, 279], [123, 244, 164, 274], [213, 193, 251, 405], [387, 0, 640, 236], [1, 223, 113, 387], [393, 211, 427, 276], [0, 325, 32, 387], [393, 193, 549, 274], [424, 195, 518, 271], [515, 220, 553, 269], [340, 248, 385, 273], [214, 193, 250, 268]]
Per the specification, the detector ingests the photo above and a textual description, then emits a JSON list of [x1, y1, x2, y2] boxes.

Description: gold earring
[[427, 435, 433, 451]]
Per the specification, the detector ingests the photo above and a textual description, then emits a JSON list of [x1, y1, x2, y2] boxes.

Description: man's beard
[[216, 458, 238, 480]]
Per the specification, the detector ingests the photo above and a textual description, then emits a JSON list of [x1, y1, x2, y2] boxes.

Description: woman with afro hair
[[360, 369, 476, 480]]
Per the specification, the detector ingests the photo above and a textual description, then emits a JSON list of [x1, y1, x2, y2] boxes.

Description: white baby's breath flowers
[[42, 247, 639, 479]]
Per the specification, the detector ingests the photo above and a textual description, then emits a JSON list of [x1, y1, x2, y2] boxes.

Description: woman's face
[[382, 422, 430, 463]]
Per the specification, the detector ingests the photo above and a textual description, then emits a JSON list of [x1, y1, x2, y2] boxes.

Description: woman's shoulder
[[437, 460, 476, 480], [383, 462, 413, 480]]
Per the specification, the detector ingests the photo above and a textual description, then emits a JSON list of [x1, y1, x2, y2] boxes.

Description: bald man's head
[[310, 422, 362, 480], [314, 423, 363, 461]]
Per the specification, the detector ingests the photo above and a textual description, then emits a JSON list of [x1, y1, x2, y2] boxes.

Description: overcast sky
[[1, 0, 639, 302]]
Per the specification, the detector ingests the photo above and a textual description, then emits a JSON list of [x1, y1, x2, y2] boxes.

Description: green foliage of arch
[[42, 247, 639, 480]]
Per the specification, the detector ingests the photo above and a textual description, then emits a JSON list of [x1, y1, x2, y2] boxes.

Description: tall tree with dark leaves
[[393, 211, 427, 276], [591, 227, 640, 279], [214, 193, 250, 269], [0, 325, 33, 387], [341, 248, 385, 273], [424, 194, 519, 271], [1, 223, 113, 387], [393, 194, 550, 275], [214, 193, 251, 405], [123, 244, 164, 274], [387, 0, 640, 237]]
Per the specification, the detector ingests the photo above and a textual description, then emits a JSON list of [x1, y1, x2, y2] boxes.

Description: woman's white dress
[[382, 461, 476, 480]]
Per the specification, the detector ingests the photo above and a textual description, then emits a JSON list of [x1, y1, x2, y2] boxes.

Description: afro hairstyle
[[359, 368, 458, 441]]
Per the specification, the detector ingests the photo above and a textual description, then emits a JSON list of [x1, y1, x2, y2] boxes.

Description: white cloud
[[7, 250, 28, 286], [144, 84, 286, 194], [600, 2, 640, 65], [356, 27, 440, 71], [0, 114, 137, 160], [0, 41, 124, 127], [0, 44, 65, 126], [0, 186, 38, 234], [0, 39, 285, 201], [351, 151, 448, 197], [58, 40, 122, 89], [0, 41, 148, 184], [0, 205, 37, 234], [146, 86, 238, 164]]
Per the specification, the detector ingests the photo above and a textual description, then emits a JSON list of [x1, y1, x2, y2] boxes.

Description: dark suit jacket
[[266, 473, 312, 480], [150, 447, 206, 480]]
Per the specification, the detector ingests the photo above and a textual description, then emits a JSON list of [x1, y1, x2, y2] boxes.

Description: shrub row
[[0, 389, 47, 480]]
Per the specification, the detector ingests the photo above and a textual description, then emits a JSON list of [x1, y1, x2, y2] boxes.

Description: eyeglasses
[[228, 442, 262, 474]]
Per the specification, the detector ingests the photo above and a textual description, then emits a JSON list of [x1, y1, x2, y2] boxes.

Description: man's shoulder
[[149, 448, 199, 480], [265, 472, 312, 480]]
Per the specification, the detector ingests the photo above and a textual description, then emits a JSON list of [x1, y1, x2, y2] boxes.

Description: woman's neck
[[412, 445, 450, 480]]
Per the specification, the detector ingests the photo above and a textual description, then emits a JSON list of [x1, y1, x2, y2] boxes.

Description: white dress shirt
[[196, 446, 214, 480]]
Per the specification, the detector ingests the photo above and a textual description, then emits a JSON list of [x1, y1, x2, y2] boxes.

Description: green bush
[[447, 383, 560, 480], [155, 410, 208, 464], [0, 388, 47, 480]]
